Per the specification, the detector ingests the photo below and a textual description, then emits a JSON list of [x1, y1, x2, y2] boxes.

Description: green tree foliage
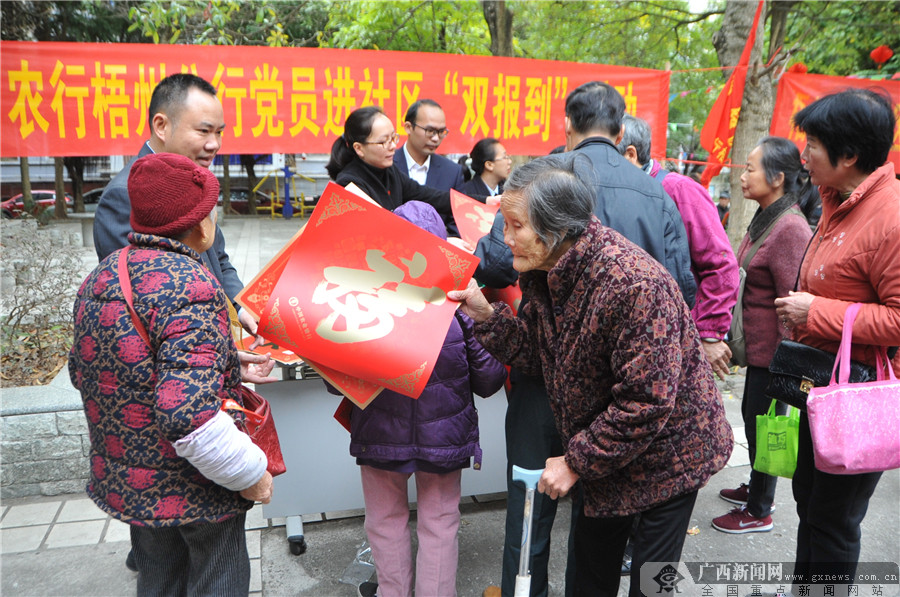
[[512, 0, 724, 160], [320, 0, 489, 54], [124, 0, 329, 47], [784, 0, 899, 78], [1, 0, 142, 42]]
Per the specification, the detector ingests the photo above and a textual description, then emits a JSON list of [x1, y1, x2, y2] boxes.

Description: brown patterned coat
[[474, 219, 733, 517]]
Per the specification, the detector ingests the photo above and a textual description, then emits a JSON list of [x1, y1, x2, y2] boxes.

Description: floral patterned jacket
[[68, 234, 250, 527], [475, 218, 733, 517]]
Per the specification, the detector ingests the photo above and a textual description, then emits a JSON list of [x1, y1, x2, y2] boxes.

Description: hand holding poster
[[257, 182, 480, 401], [450, 189, 501, 247]]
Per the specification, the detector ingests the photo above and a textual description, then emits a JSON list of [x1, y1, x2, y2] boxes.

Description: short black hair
[[147, 73, 217, 127], [468, 138, 501, 176], [792, 88, 895, 174], [325, 106, 385, 179], [565, 81, 625, 138], [404, 99, 443, 125]]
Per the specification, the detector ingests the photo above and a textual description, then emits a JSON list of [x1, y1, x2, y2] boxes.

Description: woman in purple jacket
[[711, 137, 813, 535], [342, 201, 508, 597]]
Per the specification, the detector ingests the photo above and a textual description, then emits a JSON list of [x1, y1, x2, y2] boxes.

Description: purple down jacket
[[339, 201, 507, 473]]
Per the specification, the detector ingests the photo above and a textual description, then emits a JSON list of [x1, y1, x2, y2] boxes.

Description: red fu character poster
[[236, 189, 387, 408], [258, 182, 480, 400], [450, 189, 501, 247]]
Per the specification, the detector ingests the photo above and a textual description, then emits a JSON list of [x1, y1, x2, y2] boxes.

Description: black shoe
[[358, 581, 378, 597], [125, 549, 137, 572]]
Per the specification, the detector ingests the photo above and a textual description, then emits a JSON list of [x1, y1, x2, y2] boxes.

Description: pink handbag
[[806, 303, 900, 475]]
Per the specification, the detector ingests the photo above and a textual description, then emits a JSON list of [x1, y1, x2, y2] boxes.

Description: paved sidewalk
[[2, 215, 898, 597]]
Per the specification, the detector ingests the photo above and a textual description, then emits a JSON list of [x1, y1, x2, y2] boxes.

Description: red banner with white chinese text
[[770, 72, 900, 170], [1, 41, 670, 159]]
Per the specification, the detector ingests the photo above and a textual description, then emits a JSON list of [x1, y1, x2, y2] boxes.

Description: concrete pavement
[[1, 214, 898, 597]]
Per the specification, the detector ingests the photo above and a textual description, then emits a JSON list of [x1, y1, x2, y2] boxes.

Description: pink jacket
[[736, 205, 812, 367], [650, 161, 739, 339], [795, 162, 900, 374]]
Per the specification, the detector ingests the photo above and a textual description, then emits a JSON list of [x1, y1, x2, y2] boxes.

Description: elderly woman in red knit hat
[[68, 152, 273, 597]]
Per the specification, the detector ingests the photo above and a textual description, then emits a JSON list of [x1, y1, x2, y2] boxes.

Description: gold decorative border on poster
[[378, 362, 428, 395], [261, 297, 294, 349], [439, 246, 471, 288], [316, 191, 367, 226]]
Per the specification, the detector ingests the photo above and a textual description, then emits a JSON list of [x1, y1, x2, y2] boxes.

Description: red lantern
[[870, 45, 894, 69], [787, 62, 808, 74]]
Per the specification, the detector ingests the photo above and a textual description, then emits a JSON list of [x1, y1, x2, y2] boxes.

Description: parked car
[[2, 191, 74, 218], [82, 187, 106, 204], [218, 187, 272, 214]]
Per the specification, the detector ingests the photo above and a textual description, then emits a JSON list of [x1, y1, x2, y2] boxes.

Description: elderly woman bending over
[[450, 154, 733, 597]]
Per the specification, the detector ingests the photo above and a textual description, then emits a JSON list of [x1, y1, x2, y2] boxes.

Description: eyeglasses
[[412, 123, 450, 139], [362, 132, 400, 149], [490, 154, 512, 162]]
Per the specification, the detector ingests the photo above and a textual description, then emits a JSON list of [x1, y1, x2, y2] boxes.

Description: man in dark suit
[[393, 99, 466, 235], [93, 74, 259, 332]]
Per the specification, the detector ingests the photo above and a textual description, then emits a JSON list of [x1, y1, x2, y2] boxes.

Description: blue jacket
[[572, 137, 697, 307], [393, 147, 466, 193], [393, 148, 466, 237], [93, 142, 244, 302], [461, 176, 502, 202]]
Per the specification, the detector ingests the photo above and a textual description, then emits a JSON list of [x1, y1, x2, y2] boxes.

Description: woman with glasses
[[460, 138, 512, 203], [326, 106, 452, 221]]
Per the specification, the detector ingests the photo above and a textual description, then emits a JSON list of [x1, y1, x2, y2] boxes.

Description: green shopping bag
[[753, 399, 800, 479]]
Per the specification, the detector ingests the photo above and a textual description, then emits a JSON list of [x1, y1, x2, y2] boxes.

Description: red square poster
[[258, 182, 479, 399], [235, 226, 305, 321], [450, 189, 500, 247]]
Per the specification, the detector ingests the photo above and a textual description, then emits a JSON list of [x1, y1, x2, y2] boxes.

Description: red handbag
[[221, 388, 287, 477], [118, 247, 286, 477]]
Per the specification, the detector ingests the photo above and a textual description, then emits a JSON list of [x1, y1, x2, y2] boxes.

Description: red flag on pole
[[700, 0, 766, 187]]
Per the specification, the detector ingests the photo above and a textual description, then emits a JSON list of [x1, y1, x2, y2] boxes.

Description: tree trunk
[[241, 155, 260, 215], [20, 158, 33, 213], [713, 0, 775, 250], [64, 157, 85, 213], [768, 0, 797, 60], [222, 154, 232, 215], [481, 0, 514, 57], [54, 157, 67, 219]]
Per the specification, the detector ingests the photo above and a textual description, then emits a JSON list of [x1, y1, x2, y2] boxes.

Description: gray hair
[[504, 153, 594, 254], [615, 114, 652, 166]]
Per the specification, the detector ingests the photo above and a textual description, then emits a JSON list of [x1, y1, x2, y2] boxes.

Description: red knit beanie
[[128, 153, 219, 237]]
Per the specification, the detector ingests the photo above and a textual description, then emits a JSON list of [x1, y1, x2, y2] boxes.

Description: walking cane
[[512, 465, 544, 597]]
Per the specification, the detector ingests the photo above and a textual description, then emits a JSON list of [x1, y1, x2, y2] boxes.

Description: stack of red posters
[[236, 182, 480, 409]]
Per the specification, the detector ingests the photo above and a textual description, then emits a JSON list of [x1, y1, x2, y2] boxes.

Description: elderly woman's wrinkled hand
[[447, 278, 495, 323], [702, 340, 733, 381], [239, 351, 276, 384], [774, 291, 815, 330], [537, 456, 579, 500], [240, 471, 273, 504]]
